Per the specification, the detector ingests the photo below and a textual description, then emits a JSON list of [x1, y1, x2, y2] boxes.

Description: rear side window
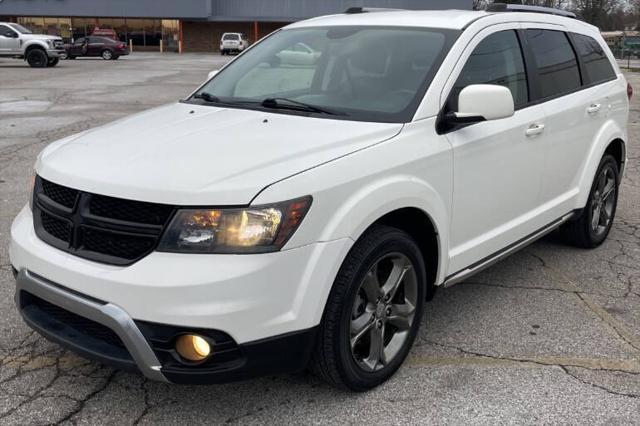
[[572, 33, 616, 85], [449, 30, 528, 110], [526, 29, 581, 99]]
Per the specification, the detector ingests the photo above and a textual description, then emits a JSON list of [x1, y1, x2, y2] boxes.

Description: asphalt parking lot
[[1, 53, 639, 424]]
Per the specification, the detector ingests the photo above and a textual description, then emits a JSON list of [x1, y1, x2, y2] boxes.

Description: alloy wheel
[[591, 165, 616, 236], [350, 253, 418, 372]]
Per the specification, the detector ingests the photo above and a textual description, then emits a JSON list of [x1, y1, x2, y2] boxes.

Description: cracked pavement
[[1, 54, 639, 425]]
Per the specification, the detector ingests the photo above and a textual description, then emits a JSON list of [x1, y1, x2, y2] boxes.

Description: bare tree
[[476, 0, 570, 10], [572, 0, 622, 28], [472, 0, 490, 10]]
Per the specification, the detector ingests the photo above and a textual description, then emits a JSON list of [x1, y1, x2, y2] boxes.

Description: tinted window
[[527, 29, 581, 99], [0, 24, 15, 36], [449, 30, 528, 110], [572, 33, 616, 85]]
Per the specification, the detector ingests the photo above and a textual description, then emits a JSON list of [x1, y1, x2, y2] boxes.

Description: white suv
[[10, 5, 629, 390], [220, 32, 249, 55]]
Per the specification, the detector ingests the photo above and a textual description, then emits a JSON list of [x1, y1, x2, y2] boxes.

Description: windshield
[[192, 26, 458, 122], [9, 23, 32, 34]]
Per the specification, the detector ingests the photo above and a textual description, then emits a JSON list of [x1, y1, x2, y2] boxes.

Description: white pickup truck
[[0, 22, 66, 67]]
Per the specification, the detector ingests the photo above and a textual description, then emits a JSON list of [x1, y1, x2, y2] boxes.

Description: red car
[[65, 36, 129, 60]]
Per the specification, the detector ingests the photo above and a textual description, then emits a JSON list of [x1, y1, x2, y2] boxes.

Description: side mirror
[[450, 84, 515, 124], [4, 31, 16, 38], [208, 70, 219, 80]]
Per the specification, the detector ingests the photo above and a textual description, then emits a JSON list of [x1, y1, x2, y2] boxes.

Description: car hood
[[22, 34, 62, 41], [37, 102, 403, 205]]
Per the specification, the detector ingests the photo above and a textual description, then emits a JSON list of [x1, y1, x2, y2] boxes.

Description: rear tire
[[26, 49, 48, 68], [310, 225, 426, 391], [112, 55, 120, 60], [47, 57, 59, 67], [102, 49, 113, 60], [563, 154, 620, 248]]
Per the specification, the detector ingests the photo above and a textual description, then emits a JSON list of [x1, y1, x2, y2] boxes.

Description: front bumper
[[15, 269, 318, 383], [10, 205, 351, 382], [47, 48, 67, 59]]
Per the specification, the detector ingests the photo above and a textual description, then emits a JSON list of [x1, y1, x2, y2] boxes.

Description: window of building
[[449, 30, 528, 111], [526, 29, 581, 99], [572, 33, 616, 85], [71, 18, 96, 40], [17, 17, 44, 34]]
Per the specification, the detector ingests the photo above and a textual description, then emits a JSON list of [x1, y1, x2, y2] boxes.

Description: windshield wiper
[[261, 98, 346, 116], [193, 92, 221, 103]]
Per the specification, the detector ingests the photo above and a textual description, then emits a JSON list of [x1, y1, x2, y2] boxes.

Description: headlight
[[47, 40, 55, 48], [157, 196, 312, 253]]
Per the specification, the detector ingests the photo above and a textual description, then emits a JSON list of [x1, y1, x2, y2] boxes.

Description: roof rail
[[487, 3, 577, 19], [344, 7, 405, 14]]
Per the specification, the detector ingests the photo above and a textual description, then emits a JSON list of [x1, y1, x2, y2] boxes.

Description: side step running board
[[443, 212, 575, 288]]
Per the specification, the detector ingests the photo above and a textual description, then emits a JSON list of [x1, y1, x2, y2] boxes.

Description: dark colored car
[[65, 36, 129, 60]]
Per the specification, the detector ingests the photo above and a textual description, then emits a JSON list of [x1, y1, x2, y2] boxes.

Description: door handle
[[587, 104, 602, 114], [525, 123, 545, 137]]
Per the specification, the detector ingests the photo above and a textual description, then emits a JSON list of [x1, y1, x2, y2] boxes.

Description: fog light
[[175, 334, 212, 362]]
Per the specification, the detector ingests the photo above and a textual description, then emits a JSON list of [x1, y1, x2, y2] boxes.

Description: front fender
[[253, 118, 453, 285], [23, 40, 49, 52]]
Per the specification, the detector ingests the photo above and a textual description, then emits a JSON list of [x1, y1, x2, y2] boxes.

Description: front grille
[[40, 210, 71, 242], [41, 179, 78, 209], [33, 176, 176, 265], [82, 227, 156, 261], [90, 194, 173, 226]]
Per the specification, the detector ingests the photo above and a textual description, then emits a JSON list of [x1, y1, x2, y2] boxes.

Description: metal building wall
[[210, 0, 474, 21], [0, 0, 472, 20]]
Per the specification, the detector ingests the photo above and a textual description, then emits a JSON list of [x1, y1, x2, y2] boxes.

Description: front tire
[[26, 49, 48, 68], [310, 225, 426, 391], [563, 154, 620, 248]]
